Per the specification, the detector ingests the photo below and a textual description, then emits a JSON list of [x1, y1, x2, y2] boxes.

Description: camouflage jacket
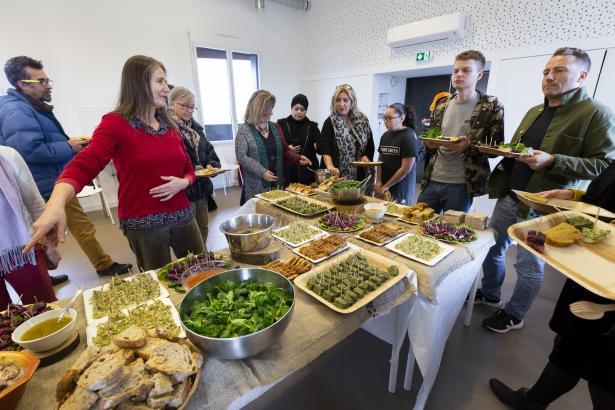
[[420, 90, 505, 197]]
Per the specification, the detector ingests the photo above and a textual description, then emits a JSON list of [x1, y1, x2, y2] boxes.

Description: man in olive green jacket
[[477, 47, 615, 334]]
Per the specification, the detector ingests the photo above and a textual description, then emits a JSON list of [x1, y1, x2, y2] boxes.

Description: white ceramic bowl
[[364, 203, 386, 222], [11, 308, 77, 352]]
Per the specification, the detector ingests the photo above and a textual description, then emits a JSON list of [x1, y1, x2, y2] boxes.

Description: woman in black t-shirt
[[374, 103, 419, 204]]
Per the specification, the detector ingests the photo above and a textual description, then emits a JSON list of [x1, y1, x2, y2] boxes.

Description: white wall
[[0, 0, 304, 210]]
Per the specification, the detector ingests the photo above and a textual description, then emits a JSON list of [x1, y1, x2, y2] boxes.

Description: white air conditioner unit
[[386, 12, 466, 48]]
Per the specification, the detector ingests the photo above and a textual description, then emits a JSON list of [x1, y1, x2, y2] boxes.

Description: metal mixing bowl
[[329, 180, 364, 203], [179, 268, 295, 359], [220, 214, 275, 252]]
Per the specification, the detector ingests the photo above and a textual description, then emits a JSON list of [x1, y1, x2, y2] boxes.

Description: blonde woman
[[317, 84, 374, 181], [169, 86, 220, 248], [235, 90, 312, 205]]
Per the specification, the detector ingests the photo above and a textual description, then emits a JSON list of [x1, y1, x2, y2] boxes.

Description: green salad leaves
[[181, 280, 293, 338]]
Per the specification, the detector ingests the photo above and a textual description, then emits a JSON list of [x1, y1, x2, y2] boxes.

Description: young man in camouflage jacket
[[418, 50, 504, 213]]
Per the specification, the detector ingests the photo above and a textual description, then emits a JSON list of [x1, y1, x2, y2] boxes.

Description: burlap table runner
[[18, 247, 415, 410], [255, 198, 495, 301]]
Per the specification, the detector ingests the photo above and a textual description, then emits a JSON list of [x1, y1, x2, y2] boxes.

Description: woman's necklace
[[257, 122, 269, 137]]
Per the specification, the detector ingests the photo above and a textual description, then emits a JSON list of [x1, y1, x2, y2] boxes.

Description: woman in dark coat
[[489, 162, 615, 409], [277, 94, 320, 185], [169, 86, 221, 248]]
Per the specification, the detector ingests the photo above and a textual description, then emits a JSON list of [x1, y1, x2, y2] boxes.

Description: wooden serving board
[[508, 211, 615, 299], [513, 189, 615, 219], [476, 145, 530, 158], [195, 168, 226, 178], [350, 161, 383, 167], [294, 247, 413, 314], [419, 136, 461, 146]]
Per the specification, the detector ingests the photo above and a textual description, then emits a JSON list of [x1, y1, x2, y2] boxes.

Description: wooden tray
[[513, 189, 615, 219], [273, 196, 335, 218], [419, 136, 461, 146], [195, 168, 226, 178], [508, 211, 615, 299], [385, 232, 455, 266], [351, 161, 383, 167], [255, 190, 294, 202], [476, 145, 531, 158], [294, 247, 413, 314]]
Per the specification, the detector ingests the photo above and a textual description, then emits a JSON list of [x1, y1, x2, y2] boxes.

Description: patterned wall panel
[[302, 0, 615, 75]]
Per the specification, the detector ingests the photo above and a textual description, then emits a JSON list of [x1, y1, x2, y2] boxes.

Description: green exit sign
[[416, 51, 432, 62]]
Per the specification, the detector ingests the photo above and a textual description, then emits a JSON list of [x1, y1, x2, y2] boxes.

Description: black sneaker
[[489, 378, 546, 410], [50, 274, 69, 286], [483, 309, 524, 334], [474, 289, 504, 308], [96, 262, 133, 276]]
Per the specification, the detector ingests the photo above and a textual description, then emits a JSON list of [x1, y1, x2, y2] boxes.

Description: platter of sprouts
[[385, 232, 455, 266], [273, 195, 335, 217], [83, 271, 169, 325], [271, 219, 328, 247], [255, 189, 294, 202], [294, 247, 412, 313]]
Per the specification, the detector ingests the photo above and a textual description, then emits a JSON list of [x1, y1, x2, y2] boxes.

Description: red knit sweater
[[57, 113, 195, 219]]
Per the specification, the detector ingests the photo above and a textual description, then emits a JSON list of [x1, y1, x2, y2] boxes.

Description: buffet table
[[17, 195, 494, 410]]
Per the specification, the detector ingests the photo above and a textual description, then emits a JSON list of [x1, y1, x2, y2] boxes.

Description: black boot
[[50, 274, 69, 286], [96, 262, 133, 276], [489, 379, 547, 410]]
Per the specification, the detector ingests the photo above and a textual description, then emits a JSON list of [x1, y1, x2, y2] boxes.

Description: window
[[195, 47, 260, 142]]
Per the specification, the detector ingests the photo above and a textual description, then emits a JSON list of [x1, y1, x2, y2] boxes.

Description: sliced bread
[[77, 350, 127, 391], [58, 385, 99, 410], [546, 222, 581, 246], [113, 326, 147, 348], [98, 358, 154, 410], [150, 372, 174, 397], [144, 343, 195, 381]]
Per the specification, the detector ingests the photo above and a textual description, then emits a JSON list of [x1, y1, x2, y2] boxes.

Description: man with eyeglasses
[[0, 56, 132, 283], [418, 50, 504, 213]]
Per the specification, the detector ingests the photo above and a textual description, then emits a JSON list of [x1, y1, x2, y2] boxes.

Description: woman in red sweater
[[25, 55, 204, 270]]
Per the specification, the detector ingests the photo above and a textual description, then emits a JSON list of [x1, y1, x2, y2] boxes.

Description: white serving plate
[[397, 215, 438, 226], [294, 247, 414, 314], [354, 225, 409, 246], [254, 190, 294, 202], [83, 270, 169, 326], [85, 297, 185, 347], [292, 240, 356, 264], [271, 223, 328, 247], [385, 232, 455, 266]]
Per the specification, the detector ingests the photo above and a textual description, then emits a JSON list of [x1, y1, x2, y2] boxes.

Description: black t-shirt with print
[[378, 127, 418, 183]]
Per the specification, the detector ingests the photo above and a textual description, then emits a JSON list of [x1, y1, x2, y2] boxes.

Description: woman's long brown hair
[[114, 55, 177, 131]]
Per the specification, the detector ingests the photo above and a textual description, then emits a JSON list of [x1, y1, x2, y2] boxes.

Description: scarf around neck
[[249, 123, 284, 190], [169, 111, 201, 164], [0, 157, 36, 275], [329, 111, 371, 179]]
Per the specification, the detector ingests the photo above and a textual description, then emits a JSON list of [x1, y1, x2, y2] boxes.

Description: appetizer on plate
[[526, 230, 546, 253], [0, 302, 55, 351], [158, 252, 235, 292], [399, 202, 435, 224], [421, 219, 477, 243], [287, 182, 315, 195], [318, 176, 345, 191], [296, 234, 347, 261], [271, 220, 326, 247], [275, 196, 330, 216], [89, 273, 162, 320], [263, 256, 312, 281], [256, 189, 293, 202], [318, 212, 366, 232], [358, 223, 407, 244], [545, 222, 581, 247]]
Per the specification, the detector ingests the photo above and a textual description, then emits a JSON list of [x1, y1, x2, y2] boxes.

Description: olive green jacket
[[488, 87, 615, 199], [421, 90, 505, 197]]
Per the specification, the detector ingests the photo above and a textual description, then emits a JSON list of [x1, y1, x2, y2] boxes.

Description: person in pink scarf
[[0, 146, 56, 306]]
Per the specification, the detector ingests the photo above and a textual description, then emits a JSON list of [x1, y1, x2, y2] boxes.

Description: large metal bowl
[[314, 169, 331, 184], [329, 180, 364, 204], [220, 214, 275, 252], [179, 268, 295, 359]]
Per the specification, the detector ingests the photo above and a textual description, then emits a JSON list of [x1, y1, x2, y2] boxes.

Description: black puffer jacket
[[183, 119, 221, 201]]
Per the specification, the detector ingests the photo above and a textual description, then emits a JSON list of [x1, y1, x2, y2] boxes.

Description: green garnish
[[181, 280, 293, 338], [420, 127, 442, 139], [91, 273, 161, 319]]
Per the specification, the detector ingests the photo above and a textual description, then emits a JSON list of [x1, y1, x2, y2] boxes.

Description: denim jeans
[[417, 180, 473, 214], [387, 165, 416, 204], [481, 194, 545, 320]]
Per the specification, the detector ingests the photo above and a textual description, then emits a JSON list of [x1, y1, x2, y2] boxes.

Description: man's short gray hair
[[553, 47, 591, 72], [169, 86, 195, 104]]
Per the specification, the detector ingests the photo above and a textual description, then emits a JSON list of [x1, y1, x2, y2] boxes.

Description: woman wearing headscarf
[[277, 94, 320, 185], [235, 90, 312, 205], [0, 145, 56, 306], [168, 86, 220, 248], [317, 84, 374, 182]]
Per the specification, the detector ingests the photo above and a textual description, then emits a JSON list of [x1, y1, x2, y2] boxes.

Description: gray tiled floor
[[47, 186, 589, 409]]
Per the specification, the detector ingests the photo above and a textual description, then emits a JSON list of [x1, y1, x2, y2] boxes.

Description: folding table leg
[[463, 269, 482, 326], [403, 343, 416, 391]]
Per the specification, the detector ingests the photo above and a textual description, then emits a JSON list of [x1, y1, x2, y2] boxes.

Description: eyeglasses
[[177, 103, 197, 111], [383, 115, 401, 121], [21, 78, 53, 87]]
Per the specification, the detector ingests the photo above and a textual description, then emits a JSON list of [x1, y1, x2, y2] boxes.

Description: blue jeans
[[387, 165, 416, 204], [481, 195, 545, 320], [417, 180, 472, 214]]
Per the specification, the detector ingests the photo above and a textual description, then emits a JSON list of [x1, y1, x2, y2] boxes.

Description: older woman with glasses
[[317, 84, 374, 182], [169, 86, 220, 248], [25, 55, 204, 271], [235, 90, 312, 205]]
